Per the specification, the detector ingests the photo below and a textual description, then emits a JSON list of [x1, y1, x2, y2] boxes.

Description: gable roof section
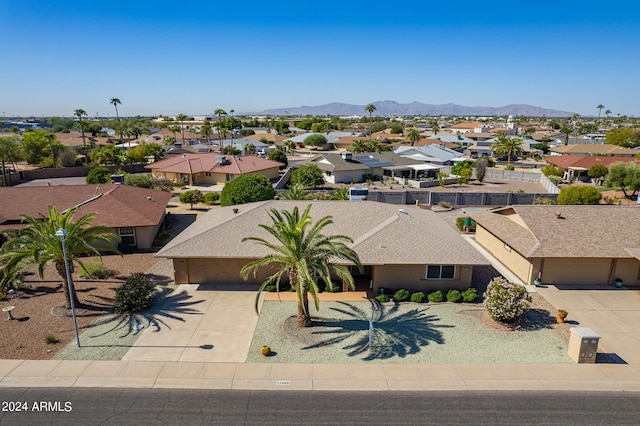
[[0, 185, 171, 230], [146, 153, 283, 175], [156, 200, 489, 266], [550, 144, 637, 156], [471, 205, 640, 258]]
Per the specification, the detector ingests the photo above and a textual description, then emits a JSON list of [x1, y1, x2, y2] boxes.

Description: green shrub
[[290, 164, 325, 188], [427, 290, 443, 303], [220, 173, 276, 206], [152, 230, 170, 247], [461, 288, 479, 303], [86, 167, 111, 184], [264, 281, 291, 292], [375, 294, 389, 303], [114, 273, 155, 315], [45, 335, 59, 344], [547, 175, 563, 186], [203, 192, 220, 205], [483, 277, 532, 323], [446, 290, 462, 302], [79, 261, 108, 279], [125, 173, 153, 188], [557, 186, 602, 205], [410, 292, 425, 303], [455, 216, 476, 231], [504, 164, 515, 171], [179, 189, 204, 208], [392, 289, 410, 302], [151, 177, 174, 192]]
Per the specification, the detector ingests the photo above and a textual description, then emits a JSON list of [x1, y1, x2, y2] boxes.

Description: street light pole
[[55, 229, 81, 347]]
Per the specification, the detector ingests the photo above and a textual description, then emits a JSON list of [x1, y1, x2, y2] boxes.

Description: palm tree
[[280, 183, 308, 200], [364, 103, 376, 139], [605, 109, 612, 125], [406, 128, 422, 146], [560, 125, 573, 146], [214, 108, 227, 149], [109, 98, 123, 142], [596, 104, 604, 124], [366, 139, 382, 153], [74, 109, 88, 162], [168, 124, 181, 145], [240, 204, 362, 327], [200, 122, 212, 144], [349, 139, 367, 153], [430, 118, 439, 135], [176, 114, 187, 146], [0, 206, 120, 308], [490, 134, 524, 166]]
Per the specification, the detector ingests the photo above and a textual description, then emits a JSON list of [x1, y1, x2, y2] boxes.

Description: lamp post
[[55, 229, 81, 347]]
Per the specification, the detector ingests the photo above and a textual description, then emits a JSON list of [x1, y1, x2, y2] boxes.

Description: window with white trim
[[226, 174, 234, 182], [426, 265, 455, 279], [118, 227, 136, 246]]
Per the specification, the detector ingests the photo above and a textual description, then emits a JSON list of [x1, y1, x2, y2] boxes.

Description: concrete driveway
[[534, 285, 640, 365], [122, 284, 262, 363]]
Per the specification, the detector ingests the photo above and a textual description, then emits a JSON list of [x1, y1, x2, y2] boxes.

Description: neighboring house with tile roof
[[450, 121, 484, 134], [0, 184, 172, 249], [156, 200, 489, 292], [545, 154, 640, 182], [549, 143, 637, 156], [470, 205, 640, 287], [145, 153, 284, 186]]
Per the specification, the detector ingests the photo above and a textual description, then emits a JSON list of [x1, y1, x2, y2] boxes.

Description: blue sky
[[1, 0, 638, 118]]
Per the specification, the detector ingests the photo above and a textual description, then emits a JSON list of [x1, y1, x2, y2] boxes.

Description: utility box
[[568, 327, 600, 364]]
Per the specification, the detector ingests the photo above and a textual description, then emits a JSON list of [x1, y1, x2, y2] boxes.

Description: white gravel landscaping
[[247, 299, 573, 364]]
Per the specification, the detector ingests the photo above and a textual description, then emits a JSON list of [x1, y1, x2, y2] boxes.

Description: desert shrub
[[203, 192, 220, 205], [375, 294, 389, 303], [541, 164, 564, 177], [79, 261, 108, 279], [557, 186, 602, 205], [446, 289, 462, 302], [547, 175, 563, 186], [534, 196, 557, 205], [504, 164, 515, 171], [151, 177, 174, 192], [125, 173, 153, 188], [483, 277, 532, 323], [410, 291, 425, 303], [86, 166, 111, 184], [393, 289, 410, 302], [437, 201, 451, 208], [427, 290, 443, 303], [45, 335, 59, 344], [59, 149, 78, 167], [179, 189, 204, 208], [475, 157, 488, 182], [461, 288, 479, 303], [114, 273, 155, 315]]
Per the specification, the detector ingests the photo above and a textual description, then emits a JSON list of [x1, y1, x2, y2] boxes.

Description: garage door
[[543, 258, 611, 285]]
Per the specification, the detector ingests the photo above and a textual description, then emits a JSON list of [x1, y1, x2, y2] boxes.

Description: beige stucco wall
[[151, 168, 280, 186], [135, 223, 163, 249], [613, 258, 640, 286], [372, 264, 474, 293], [475, 226, 534, 283]]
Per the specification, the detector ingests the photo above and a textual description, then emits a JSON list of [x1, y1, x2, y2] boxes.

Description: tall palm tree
[[214, 109, 227, 149], [109, 98, 123, 142], [200, 122, 212, 144], [430, 118, 439, 135], [406, 128, 422, 146], [0, 206, 120, 308], [176, 114, 187, 146], [240, 204, 362, 327], [74, 109, 88, 162], [604, 109, 612, 125], [364, 103, 376, 139], [560, 125, 573, 146], [168, 124, 180, 145], [349, 139, 367, 153], [490, 134, 524, 166], [596, 104, 604, 124]]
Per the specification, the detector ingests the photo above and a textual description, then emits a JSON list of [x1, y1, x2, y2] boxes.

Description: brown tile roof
[[145, 153, 283, 175], [0, 185, 171, 231], [451, 121, 483, 130], [156, 200, 489, 267], [551, 144, 638, 156], [471, 205, 640, 259], [546, 154, 640, 170]]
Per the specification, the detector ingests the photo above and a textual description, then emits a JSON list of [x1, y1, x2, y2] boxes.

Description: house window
[[226, 174, 234, 182], [118, 227, 136, 246], [205, 172, 211, 177], [325, 171, 332, 177], [426, 265, 455, 279]]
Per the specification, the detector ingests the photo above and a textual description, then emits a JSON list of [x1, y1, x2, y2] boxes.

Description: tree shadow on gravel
[[87, 287, 205, 339], [301, 301, 453, 361]]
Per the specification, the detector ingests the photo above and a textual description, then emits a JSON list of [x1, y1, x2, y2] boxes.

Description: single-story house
[[470, 205, 640, 287], [0, 184, 172, 249], [544, 154, 640, 182], [155, 200, 489, 293], [145, 153, 284, 186], [549, 143, 637, 157], [394, 145, 462, 165]]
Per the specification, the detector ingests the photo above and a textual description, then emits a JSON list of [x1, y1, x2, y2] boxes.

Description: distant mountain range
[[261, 100, 576, 117]]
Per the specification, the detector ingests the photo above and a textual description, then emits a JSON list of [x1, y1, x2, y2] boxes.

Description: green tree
[[291, 164, 324, 188], [86, 166, 112, 184], [21, 130, 58, 165], [541, 164, 564, 178], [364, 103, 376, 139], [560, 125, 573, 146], [405, 128, 421, 146], [244, 143, 256, 155], [0, 206, 120, 307], [605, 162, 640, 199], [597, 104, 604, 124], [331, 186, 350, 200], [490, 134, 524, 166], [124, 173, 153, 188], [474, 157, 489, 182], [349, 139, 367, 153], [144, 142, 165, 161], [214, 108, 227, 148], [200, 122, 212, 143], [587, 164, 608, 184], [240, 204, 362, 327], [168, 125, 181, 144], [557, 186, 602, 205], [532, 142, 550, 154], [176, 113, 187, 146], [366, 139, 382, 153], [605, 128, 640, 148], [390, 122, 404, 134], [430, 118, 439, 135], [110, 98, 123, 142], [95, 145, 126, 165], [179, 189, 204, 209], [604, 109, 612, 124], [303, 134, 328, 147], [0, 135, 22, 187], [220, 173, 276, 206], [74, 108, 88, 162], [267, 149, 288, 169], [127, 145, 148, 163]]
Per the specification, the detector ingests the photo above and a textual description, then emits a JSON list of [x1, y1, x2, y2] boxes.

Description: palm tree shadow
[[88, 287, 205, 338], [303, 301, 454, 360]]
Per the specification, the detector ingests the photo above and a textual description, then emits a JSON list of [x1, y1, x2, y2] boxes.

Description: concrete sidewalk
[[2, 359, 640, 391]]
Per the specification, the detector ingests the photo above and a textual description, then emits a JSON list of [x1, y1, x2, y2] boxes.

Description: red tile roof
[[546, 154, 640, 170], [145, 153, 283, 175], [0, 185, 171, 231]]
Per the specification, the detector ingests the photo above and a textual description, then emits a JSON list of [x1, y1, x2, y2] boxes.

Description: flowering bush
[[114, 273, 155, 315], [483, 277, 532, 323]]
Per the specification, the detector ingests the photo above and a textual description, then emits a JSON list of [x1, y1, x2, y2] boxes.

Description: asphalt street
[[1, 388, 639, 425]]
